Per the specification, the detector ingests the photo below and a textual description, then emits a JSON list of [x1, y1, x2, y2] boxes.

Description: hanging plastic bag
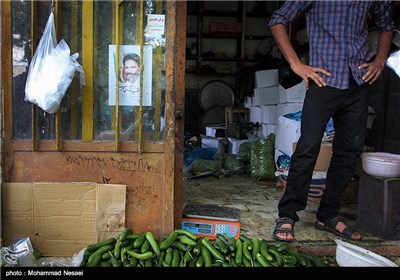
[[25, 12, 84, 114]]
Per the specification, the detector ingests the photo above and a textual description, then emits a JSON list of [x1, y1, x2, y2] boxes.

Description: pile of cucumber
[[81, 228, 334, 267]]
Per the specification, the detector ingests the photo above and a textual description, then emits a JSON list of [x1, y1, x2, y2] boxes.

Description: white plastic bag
[[387, 50, 400, 78], [25, 12, 84, 114]]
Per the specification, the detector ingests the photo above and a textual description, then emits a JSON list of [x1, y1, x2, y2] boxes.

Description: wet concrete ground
[[183, 174, 400, 260]]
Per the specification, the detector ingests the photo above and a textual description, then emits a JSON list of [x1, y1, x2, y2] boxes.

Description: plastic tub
[[361, 152, 400, 178], [335, 240, 398, 267]]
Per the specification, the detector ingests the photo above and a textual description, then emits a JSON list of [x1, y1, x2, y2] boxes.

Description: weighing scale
[[181, 204, 240, 240]]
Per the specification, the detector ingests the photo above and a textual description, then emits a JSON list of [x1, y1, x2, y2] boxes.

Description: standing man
[[269, 1, 394, 242]]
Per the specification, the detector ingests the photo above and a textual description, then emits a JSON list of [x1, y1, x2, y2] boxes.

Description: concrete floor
[[183, 173, 400, 258]]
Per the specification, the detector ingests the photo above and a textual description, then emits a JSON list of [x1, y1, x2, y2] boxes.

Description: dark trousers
[[278, 79, 368, 222]]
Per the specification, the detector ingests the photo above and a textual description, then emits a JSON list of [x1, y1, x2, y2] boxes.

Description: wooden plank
[[82, 1, 94, 141], [173, 0, 186, 230]]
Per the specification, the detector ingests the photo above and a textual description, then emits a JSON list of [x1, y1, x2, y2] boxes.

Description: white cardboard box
[[279, 81, 306, 103], [261, 105, 277, 124], [248, 106, 262, 123], [206, 125, 226, 137], [201, 135, 227, 153], [253, 86, 279, 106], [255, 69, 279, 88], [227, 138, 250, 155]]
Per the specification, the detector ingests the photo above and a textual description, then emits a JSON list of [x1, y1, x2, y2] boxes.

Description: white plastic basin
[[361, 152, 400, 178]]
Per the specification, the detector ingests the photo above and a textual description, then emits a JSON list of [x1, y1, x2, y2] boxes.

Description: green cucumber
[[133, 234, 146, 249], [200, 246, 212, 267], [174, 229, 197, 240], [201, 237, 224, 262], [160, 231, 178, 250], [86, 237, 116, 252], [119, 227, 133, 241], [126, 250, 154, 260], [87, 244, 114, 265], [145, 231, 161, 256]]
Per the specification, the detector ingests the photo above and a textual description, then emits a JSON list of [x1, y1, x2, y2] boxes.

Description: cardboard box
[[201, 135, 227, 153], [2, 182, 126, 256], [227, 138, 250, 155], [279, 82, 306, 103], [206, 125, 226, 138], [255, 69, 279, 88], [253, 86, 279, 106], [293, 142, 333, 171]]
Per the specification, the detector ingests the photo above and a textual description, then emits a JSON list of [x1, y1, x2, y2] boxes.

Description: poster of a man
[[120, 53, 140, 91], [109, 45, 152, 106]]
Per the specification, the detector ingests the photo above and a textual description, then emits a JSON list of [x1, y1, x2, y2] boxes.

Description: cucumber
[[200, 246, 212, 267], [114, 239, 122, 259], [256, 253, 273, 267], [239, 234, 252, 244], [171, 248, 180, 267], [164, 248, 173, 265], [282, 254, 297, 266], [215, 238, 228, 255], [126, 233, 142, 240], [87, 244, 114, 265], [100, 261, 112, 267], [259, 240, 273, 262], [126, 250, 154, 260], [174, 229, 197, 240], [160, 231, 178, 250], [235, 239, 243, 266], [172, 241, 187, 252], [195, 255, 204, 267], [267, 247, 283, 267], [140, 239, 150, 254], [87, 253, 102, 267], [109, 251, 121, 267], [145, 231, 161, 257], [242, 240, 252, 261], [119, 227, 133, 241], [242, 256, 252, 267], [86, 237, 116, 252], [191, 245, 200, 256], [252, 238, 260, 261], [201, 237, 224, 262], [287, 248, 307, 267], [133, 234, 146, 249], [179, 235, 197, 247]]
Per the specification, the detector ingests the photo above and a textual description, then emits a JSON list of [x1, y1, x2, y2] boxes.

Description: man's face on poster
[[124, 59, 140, 83]]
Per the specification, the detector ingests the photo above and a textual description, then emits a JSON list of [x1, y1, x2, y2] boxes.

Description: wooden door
[[1, 0, 186, 237]]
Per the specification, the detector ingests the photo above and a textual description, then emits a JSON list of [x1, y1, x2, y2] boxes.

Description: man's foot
[[272, 217, 295, 242], [314, 216, 362, 240]]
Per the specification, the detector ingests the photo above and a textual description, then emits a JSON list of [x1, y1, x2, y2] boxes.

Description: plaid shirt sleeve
[[370, 1, 395, 34], [268, 0, 313, 27]]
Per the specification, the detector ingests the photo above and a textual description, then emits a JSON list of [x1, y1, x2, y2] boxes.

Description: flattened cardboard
[[293, 142, 333, 171], [2, 182, 126, 257]]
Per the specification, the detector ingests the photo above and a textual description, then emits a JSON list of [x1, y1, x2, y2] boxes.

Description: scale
[[181, 204, 240, 240]]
